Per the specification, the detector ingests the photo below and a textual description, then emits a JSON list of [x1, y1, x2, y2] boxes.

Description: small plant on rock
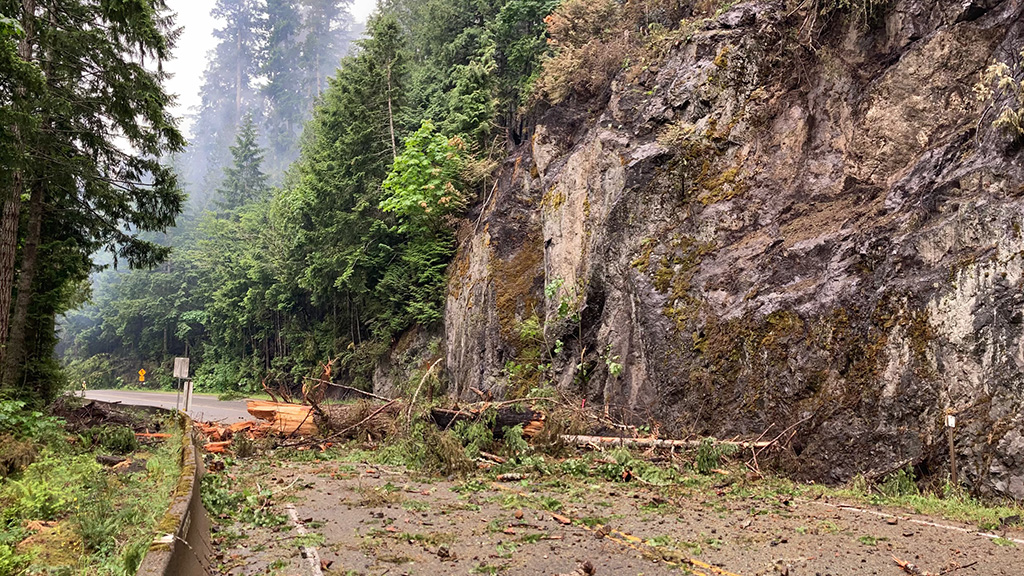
[[975, 49, 1024, 137]]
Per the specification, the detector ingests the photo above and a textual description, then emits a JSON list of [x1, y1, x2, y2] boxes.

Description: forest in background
[[59, 0, 569, 394]]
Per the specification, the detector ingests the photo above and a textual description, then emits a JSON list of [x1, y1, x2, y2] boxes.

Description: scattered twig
[[300, 376, 394, 402], [752, 414, 813, 460], [331, 399, 400, 440], [261, 377, 279, 403], [746, 424, 775, 478], [406, 357, 444, 426], [893, 554, 938, 576], [940, 562, 978, 575]]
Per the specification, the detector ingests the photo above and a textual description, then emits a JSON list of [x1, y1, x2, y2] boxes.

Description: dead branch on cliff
[[301, 376, 394, 402]]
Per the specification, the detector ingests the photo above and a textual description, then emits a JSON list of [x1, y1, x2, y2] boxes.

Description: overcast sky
[[164, 0, 377, 136]]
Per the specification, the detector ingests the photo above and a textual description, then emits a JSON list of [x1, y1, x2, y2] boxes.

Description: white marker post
[[183, 379, 194, 412], [946, 413, 957, 485]]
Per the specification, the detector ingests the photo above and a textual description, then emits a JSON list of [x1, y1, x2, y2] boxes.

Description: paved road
[[83, 389, 252, 423]]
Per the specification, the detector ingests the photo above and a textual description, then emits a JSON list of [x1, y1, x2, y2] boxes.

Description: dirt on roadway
[[203, 448, 1023, 576]]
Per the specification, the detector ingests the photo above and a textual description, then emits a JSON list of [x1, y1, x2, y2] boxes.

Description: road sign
[[138, 368, 146, 382], [173, 357, 190, 379]]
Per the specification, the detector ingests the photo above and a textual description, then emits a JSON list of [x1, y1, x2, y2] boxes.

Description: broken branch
[[560, 435, 772, 449]]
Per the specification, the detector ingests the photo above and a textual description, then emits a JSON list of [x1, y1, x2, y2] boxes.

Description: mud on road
[[204, 450, 1023, 576]]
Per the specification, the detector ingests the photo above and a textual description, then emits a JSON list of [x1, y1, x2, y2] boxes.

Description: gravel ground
[[205, 452, 1023, 576]]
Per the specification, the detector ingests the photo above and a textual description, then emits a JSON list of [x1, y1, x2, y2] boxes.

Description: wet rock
[[438, 0, 1024, 500]]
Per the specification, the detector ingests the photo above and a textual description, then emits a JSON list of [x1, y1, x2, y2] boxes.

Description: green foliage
[[217, 114, 270, 211], [381, 121, 469, 235], [418, 425, 477, 477], [1, 451, 101, 522], [877, 467, 919, 499], [75, 496, 120, 554], [0, 542, 30, 576], [502, 424, 530, 459], [82, 425, 140, 455], [0, 416, 181, 575], [603, 346, 623, 377], [1, 0, 186, 401], [202, 473, 288, 527], [0, 400, 63, 441], [454, 415, 495, 460], [696, 437, 735, 475], [61, 0, 567, 400]]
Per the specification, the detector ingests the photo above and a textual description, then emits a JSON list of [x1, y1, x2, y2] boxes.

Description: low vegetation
[[0, 399, 182, 576]]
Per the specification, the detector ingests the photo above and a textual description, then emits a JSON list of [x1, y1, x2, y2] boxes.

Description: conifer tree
[[217, 114, 269, 211], [262, 0, 305, 172], [185, 0, 265, 205], [300, 0, 356, 99], [0, 0, 185, 397]]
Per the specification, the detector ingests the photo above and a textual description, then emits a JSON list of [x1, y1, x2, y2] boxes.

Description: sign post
[[173, 357, 190, 412], [183, 379, 194, 412]]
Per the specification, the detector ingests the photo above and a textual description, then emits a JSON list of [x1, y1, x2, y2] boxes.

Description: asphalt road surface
[[83, 389, 252, 422]]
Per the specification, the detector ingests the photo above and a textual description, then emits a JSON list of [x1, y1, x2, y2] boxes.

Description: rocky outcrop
[[443, 0, 1024, 499]]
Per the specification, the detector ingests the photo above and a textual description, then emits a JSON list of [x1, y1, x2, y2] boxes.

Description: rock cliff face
[[442, 0, 1024, 498]]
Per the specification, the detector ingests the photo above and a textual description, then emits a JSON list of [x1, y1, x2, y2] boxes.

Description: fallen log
[[321, 400, 403, 437], [246, 400, 317, 436], [430, 407, 544, 437], [228, 421, 258, 433], [134, 433, 172, 439], [560, 435, 773, 449], [204, 440, 232, 453]]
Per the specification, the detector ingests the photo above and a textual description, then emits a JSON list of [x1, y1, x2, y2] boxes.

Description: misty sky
[[164, 1, 377, 136]]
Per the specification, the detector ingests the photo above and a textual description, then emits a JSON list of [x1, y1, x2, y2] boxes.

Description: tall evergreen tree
[[0, 0, 185, 398], [184, 0, 265, 207], [218, 114, 270, 211], [300, 0, 356, 99], [262, 0, 305, 173], [211, 0, 265, 125]]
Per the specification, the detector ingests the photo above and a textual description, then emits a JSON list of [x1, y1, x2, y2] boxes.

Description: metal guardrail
[[136, 413, 212, 576]]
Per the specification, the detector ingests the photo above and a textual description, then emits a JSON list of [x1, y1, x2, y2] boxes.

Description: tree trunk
[[386, 62, 397, 160], [316, 50, 322, 96], [235, 33, 242, 123], [0, 178, 22, 369], [0, 0, 36, 375], [2, 179, 44, 390]]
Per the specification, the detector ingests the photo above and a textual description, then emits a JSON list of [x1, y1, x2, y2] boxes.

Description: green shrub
[[878, 467, 919, 499], [84, 425, 139, 455], [0, 543, 30, 576], [75, 498, 119, 554], [695, 437, 736, 475], [0, 400, 64, 441], [0, 452, 101, 522]]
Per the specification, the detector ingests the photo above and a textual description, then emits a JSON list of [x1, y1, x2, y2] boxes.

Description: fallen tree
[[560, 435, 773, 449], [429, 406, 545, 437], [247, 400, 317, 436]]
